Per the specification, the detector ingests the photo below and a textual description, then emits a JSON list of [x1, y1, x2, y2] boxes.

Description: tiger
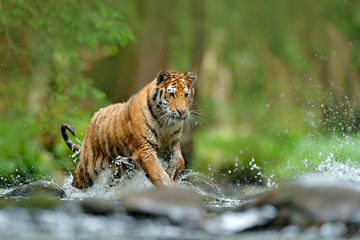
[[61, 70, 197, 189]]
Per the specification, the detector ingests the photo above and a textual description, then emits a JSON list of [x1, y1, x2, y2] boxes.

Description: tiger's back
[[72, 103, 127, 188], [62, 70, 197, 189]]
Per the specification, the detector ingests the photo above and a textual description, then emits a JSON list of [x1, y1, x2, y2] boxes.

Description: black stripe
[[108, 109, 118, 157], [170, 127, 182, 137], [147, 96, 158, 121], [119, 137, 132, 156], [127, 105, 132, 122], [142, 108, 159, 139], [101, 161, 106, 171], [92, 149, 99, 172], [109, 143, 116, 158], [127, 147, 133, 156], [143, 135, 158, 150], [79, 166, 88, 186], [105, 128, 113, 158], [159, 89, 164, 98], [110, 143, 117, 157], [114, 122, 125, 156], [91, 148, 98, 175], [116, 146, 124, 156], [72, 175, 80, 188], [87, 172, 93, 186], [171, 138, 180, 147], [163, 83, 170, 89], [146, 122, 158, 139], [108, 157, 113, 166], [152, 88, 159, 102]]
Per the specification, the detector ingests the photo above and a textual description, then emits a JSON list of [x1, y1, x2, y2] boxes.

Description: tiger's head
[[150, 70, 197, 124]]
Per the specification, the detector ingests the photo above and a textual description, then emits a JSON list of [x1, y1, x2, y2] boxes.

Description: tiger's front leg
[[166, 145, 185, 181], [134, 148, 172, 188]]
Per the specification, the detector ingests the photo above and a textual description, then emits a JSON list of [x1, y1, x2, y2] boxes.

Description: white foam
[[62, 170, 154, 201], [61, 169, 243, 208]]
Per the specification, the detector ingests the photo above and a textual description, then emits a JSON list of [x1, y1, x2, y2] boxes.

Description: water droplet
[[303, 159, 308, 168]]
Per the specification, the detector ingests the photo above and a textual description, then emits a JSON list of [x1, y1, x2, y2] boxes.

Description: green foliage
[[0, 114, 54, 186], [185, 0, 360, 184], [1, 0, 134, 48], [190, 128, 360, 184], [0, 0, 134, 185]]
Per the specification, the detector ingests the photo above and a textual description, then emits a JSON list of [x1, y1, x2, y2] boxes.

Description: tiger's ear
[[156, 70, 171, 84], [185, 72, 197, 84]]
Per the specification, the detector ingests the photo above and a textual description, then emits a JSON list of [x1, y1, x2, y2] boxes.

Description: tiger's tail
[[61, 124, 80, 152]]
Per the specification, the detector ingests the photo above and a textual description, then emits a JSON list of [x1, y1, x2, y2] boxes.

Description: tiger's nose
[[176, 108, 186, 117]]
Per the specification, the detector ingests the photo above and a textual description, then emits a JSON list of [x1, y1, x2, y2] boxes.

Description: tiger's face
[[151, 70, 197, 123]]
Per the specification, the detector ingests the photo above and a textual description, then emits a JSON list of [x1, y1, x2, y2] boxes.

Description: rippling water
[[2, 153, 360, 240], [0, 170, 247, 240]]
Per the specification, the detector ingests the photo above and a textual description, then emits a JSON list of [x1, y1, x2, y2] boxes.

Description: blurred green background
[[1, 0, 360, 187]]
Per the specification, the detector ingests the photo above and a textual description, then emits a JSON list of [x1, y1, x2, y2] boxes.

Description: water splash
[[178, 170, 243, 208], [62, 170, 153, 201], [61, 168, 243, 207], [300, 153, 360, 187]]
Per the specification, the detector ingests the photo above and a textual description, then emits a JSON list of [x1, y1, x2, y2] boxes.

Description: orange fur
[[61, 70, 197, 189]]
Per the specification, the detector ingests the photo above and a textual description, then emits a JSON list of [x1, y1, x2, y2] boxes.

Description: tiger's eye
[[168, 92, 175, 98], [185, 93, 189, 98]]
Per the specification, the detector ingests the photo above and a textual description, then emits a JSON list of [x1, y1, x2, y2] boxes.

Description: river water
[[1, 157, 360, 240]]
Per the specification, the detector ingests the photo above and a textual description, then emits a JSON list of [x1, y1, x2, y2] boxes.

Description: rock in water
[[3, 181, 66, 198], [124, 188, 205, 224], [205, 182, 360, 235], [251, 183, 360, 226]]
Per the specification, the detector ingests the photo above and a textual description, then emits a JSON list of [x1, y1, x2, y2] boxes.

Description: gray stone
[[124, 188, 205, 224], [251, 183, 360, 226], [80, 200, 123, 215], [3, 180, 66, 199]]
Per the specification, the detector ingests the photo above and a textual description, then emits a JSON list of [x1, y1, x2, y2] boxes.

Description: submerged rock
[[204, 182, 360, 236], [252, 183, 360, 226], [204, 205, 277, 234], [80, 200, 123, 215], [124, 188, 205, 224], [2, 181, 66, 199]]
